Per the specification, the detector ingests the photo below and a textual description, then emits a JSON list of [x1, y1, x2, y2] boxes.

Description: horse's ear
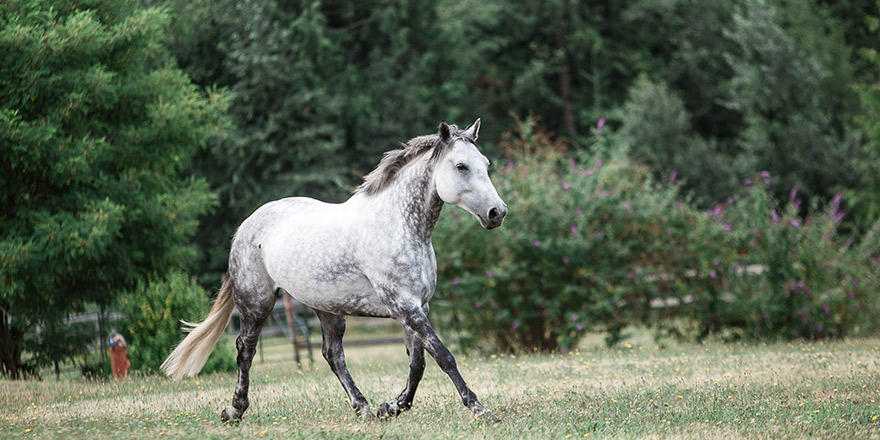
[[438, 120, 451, 142], [464, 118, 481, 141]]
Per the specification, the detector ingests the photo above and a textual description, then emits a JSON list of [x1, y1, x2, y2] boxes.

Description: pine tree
[[0, 0, 228, 378]]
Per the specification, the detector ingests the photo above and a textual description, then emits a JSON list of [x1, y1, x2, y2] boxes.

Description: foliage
[[618, 74, 739, 205], [723, 0, 862, 206], [155, 0, 487, 285], [0, 0, 228, 378], [433, 118, 726, 351], [117, 271, 236, 375], [717, 181, 880, 340], [851, 4, 880, 230], [433, 120, 880, 352]]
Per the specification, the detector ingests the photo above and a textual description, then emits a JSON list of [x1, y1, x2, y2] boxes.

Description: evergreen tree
[[0, 0, 227, 378]]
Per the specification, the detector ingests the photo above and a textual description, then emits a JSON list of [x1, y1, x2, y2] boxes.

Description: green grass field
[[3, 332, 880, 439]]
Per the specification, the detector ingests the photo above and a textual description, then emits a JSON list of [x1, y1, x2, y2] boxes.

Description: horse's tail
[[161, 277, 235, 381]]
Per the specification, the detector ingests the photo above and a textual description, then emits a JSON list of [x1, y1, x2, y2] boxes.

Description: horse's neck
[[379, 155, 443, 242]]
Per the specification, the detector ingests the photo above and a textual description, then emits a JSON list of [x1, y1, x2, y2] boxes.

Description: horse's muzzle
[[484, 204, 508, 229]]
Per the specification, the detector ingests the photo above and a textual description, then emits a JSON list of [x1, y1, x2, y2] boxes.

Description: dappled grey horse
[[161, 119, 507, 423]]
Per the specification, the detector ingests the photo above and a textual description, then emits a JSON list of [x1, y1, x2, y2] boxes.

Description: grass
[[2, 332, 880, 439]]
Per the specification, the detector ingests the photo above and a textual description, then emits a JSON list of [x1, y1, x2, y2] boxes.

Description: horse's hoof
[[472, 404, 501, 423], [220, 406, 241, 424], [478, 409, 501, 423], [356, 405, 376, 421], [376, 401, 401, 420]]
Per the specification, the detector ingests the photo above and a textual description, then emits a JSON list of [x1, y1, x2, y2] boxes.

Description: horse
[[161, 119, 507, 423]]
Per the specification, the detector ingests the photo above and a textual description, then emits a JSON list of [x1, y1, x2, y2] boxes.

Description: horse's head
[[433, 119, 508, 230]]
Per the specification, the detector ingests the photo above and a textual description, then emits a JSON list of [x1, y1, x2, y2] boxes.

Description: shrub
[[432, 118, 880, 353], [716, 180, 880, 340], [433, 117, 727, 352], [117, 272, 236, 375]]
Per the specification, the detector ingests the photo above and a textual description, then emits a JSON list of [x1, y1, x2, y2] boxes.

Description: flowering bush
[[432, 118, 880, 352], [714, 180, 880, 340]]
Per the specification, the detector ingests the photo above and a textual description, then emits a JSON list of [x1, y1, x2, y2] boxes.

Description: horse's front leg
[[396, 307, 501, 422], [377, 327, 425, 419], [313, 309, 374, 419]]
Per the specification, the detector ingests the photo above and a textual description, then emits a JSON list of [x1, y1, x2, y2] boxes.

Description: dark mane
[[355, 125, 470, 196]]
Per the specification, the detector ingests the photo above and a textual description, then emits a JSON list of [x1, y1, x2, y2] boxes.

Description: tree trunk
[[556, 0, 575, 138], [0, 309, 24, 379]]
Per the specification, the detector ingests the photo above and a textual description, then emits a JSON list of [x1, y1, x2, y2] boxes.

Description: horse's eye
[[456, 163, 469, 171]]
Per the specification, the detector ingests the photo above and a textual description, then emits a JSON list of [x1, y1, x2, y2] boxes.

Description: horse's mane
[[355, 125, 468, 196]]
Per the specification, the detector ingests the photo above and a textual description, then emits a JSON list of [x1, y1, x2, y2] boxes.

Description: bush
[[716, 179, 880, 340], [432, 118, 880, 353], [433, 117, 726, 352], [117, 272, 236, 375]]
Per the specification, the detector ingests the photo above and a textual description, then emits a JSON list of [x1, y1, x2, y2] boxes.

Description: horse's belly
[[276, 269, 391, 318]]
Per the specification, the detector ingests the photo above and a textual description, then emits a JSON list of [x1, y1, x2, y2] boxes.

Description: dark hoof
[[377, 401, 402, 420], [220, 406, 241, 424]]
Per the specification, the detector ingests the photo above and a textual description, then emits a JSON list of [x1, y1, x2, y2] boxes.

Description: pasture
[[2, 333, 879, 439]]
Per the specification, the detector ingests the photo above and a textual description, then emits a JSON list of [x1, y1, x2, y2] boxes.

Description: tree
[[723, 0, 862, 206], [154, 0, 485, 285], [0, 0, 228, 378]]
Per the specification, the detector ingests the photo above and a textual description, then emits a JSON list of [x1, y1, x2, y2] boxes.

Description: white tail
[[160, 278, 235, 380]]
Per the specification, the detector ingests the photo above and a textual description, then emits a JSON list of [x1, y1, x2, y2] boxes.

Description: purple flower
[[823, 302, 830, 316], [485, 271, 495, 278], [665, 228, 673, 236], [771, 208, 780, 223], [570, 314, 579, 322], [626, 272, 635, 279], [532, 240, 542, 247], [713, 259, 721, 267], [830, 191, 843, 211], [585, 169, 594, 176], [562, 256, 570, 265], [669, 170, 677, 183], [789, 219, 800, 228], [570, 223, 579, 236], [845, 237, 854, 248], [727, 197, 735, 204], [562, 181, 571, 190], [744, 178, 753, 186], [575, 207, 582, 216], [594, 230, 603, 238], [710, 270, 717, 279], [597, 117, 606, 132], [723, 224, 733, 232], [451, 278, 461, 286], [473, 301, 481, 309], [789, 187, 799, 202], [512, 320, 521, 330], [602, 190, 611, 197], [624, 203, 633, 212], [576, 324, 584, 331], [851, 277, 859, 288], [570, 158, 578, 171]]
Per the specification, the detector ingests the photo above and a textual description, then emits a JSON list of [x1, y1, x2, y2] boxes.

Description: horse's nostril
[[488, 208, 499, 221]]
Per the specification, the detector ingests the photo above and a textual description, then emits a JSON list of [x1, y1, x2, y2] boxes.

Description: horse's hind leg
[[377, 326, 425, 418], [313, 309, 374, 419], [220, 285, 275, 423]]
